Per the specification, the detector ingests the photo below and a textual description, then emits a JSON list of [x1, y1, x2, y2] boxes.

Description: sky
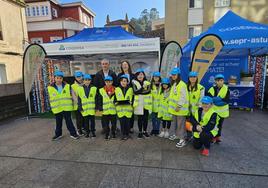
[[60, 0, 165, 27]]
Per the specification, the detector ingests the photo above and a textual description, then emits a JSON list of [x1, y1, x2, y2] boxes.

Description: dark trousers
[[137, 109, 149, 132], [75, 110, 84, 131], [55, 111, 77, 137], [217, 117, 224, 137], [102, 115, 117, 136], [119, 117, 130, 136], [130, 114, 134, 129], [162, 120, 171, 129], [193, 131, 213, 149], [152, 112, 160, 132], [84, 115, 95, 135]]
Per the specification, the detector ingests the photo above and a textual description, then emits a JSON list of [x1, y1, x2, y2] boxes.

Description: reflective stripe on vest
[[115, 87, 133, 118], [208, 84, 229, 118], [100, 88, 116, 115], [193, 108, 219, 139], [168, 81, 189, 116], [78, 86, 97, 116], [48, 84, 73, 114]]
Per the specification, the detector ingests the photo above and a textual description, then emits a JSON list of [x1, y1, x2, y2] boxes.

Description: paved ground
[[0, 110, 268, 188]]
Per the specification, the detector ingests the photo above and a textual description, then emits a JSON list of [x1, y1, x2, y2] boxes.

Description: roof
[[135, 28, 165, 43], [53, 26, 140, 43], [105, 20, 134, 29]]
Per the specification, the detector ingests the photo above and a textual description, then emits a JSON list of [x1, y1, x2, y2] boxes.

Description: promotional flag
[[190, 34, 224, 81], [160, 41, 183, 78]]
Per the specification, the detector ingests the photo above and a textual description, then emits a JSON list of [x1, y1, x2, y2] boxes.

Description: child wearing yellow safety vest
[[190, 96, 219, 156], [77, 74, 97, 138], [114, 75, 134, 140], [132, 69, 152, 139], [71, 71, 84, 136], [158, 78, 173, 138], [207, 74, 230, 143], [98, 76, 117, 140], [186, 71, 205, 141], [150, 72, 161, 136], [48, 70, 79, 141], [168, 67, 189, 148]]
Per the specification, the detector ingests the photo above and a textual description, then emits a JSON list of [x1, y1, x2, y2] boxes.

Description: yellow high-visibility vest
[[189, 84, 204, 115], [99, 88, 116, 115], [168, 81, 189, 116], [158, 90, 172, 121], [208, 84, 229, 118], [48, 84, 73, 114], [115, 87, 133, 118], [78, 86, 97, 117], [193, 108, 219, 139]]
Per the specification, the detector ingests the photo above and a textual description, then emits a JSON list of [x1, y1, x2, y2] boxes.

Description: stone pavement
[[0, 110, 268, 188]]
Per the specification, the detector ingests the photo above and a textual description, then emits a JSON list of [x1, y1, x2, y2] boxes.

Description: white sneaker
[[158, 131, 165, 138], [164, 131, 169, 138], [169, 135, 179, 141], [176, 139, 186, 148]]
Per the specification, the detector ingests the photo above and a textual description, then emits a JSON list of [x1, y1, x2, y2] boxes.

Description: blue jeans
[[151, 112, 160, 132]]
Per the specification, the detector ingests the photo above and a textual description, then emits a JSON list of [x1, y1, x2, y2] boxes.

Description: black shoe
[[150, 130, 154, 135], [92, 132, 96, 138], [52, 135, 62, 141], [138, 132, 143, 139], [123, 136, 128, 140], [85, 134, 89, 138], [143, 132, 150, 138], [105, 135, 110, 140], [112, 133, 116, 139], [70, 134, 79, 140]]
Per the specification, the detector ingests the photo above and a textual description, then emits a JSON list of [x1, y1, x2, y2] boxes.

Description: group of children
[[47, 67, 230, 156]]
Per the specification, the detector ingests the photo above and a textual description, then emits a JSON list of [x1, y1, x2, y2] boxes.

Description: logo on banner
[[201, 40, 215, 54], [59, 45, 65, 51]]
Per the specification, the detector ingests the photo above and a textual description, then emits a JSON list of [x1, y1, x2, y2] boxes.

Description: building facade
[[165, 0, 268, 46], [151, 18, 165, 31], [25, 0, 96, 43], [105, 14, 135, 33], [0, 0, 28, 83]]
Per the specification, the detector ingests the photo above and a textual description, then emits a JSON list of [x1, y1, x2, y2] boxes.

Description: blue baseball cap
[[170, 67, 181, 75], [215, 74, 225, 80], [135, 68, 145, 73], [120, 74, 129, 81], [104, 76, 113, 81], [161, 78, 170, 85], [83, 74, 92, 80], [153, 71, 161, 77], [189, 71, 198, 77], [74, 71, 83, 78], [201, 96, 213, 104], [54, 70, 64, 77]]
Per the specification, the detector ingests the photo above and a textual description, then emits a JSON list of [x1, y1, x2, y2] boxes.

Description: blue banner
[[229, 86, 255, 109]]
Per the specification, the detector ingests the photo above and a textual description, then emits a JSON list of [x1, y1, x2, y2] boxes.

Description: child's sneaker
[[112, 133, 116, 139], [77, 130, 84, 136], [164, 131, 169, 138], [158, 131, 165, 138], [138, 132, 143, 139], [92, 132, 96, 138], [105, 135, 110, 140], [201, 148, 209, 156], [143, 132, 150, 138], [52, 135, 62, 141], [70, 134, 79, 140], [176, 139, 186, 148]]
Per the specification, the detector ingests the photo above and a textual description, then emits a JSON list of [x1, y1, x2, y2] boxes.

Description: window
[[215, 0, 231, 7], [52, 8, 57, 17], [32, 7, 36, 16], [50, 36, 62, 42], [189, 0, 203, 8], [0, 64, 7, 84], [45, 6, 49, 15], [0, 19, 3, 40], [188, 25, 202, 39], [26, 7, 31, 16], [36, 6, 40, 16], [31, 37, 43, 44], [41, 6, 45, 16]]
